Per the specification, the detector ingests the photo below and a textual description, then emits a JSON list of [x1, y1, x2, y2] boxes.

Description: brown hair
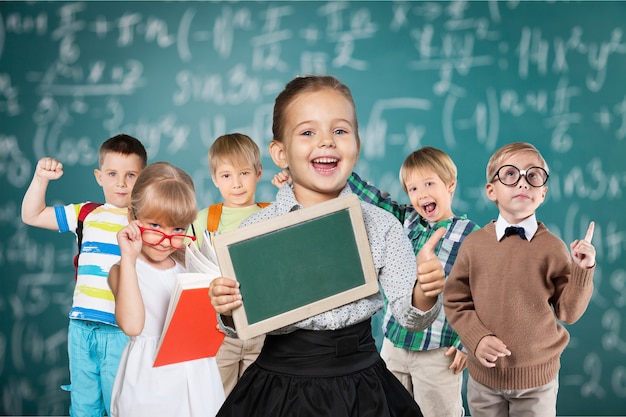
[[99, 133, 148, 168], [399, 146, 457, 193], [208, 133, 261, 177], [272, 75, 359, 144], [486, 142, 549, 183]]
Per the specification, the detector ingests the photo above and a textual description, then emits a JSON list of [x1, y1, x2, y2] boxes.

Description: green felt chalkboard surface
[[0, 1, 625, 415]]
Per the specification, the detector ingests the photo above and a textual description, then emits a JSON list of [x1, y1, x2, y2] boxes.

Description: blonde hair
[[208, 133, 261, 176], [399, 146, 457, 193], [129, 162, 197, 264], [486, 142, 549, 183], [130, 161, 197, 229]]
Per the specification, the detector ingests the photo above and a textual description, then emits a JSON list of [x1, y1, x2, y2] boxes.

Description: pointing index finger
[[583, 221, 595, 243]]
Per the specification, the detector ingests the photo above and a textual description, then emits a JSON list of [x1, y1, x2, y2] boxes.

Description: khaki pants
[[216, 335, 265, 396], [467, 374, 558, 417], [380, 338, 465, 417]]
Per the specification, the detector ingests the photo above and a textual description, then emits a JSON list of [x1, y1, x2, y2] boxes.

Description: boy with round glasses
[[443, 142, 596, 417]]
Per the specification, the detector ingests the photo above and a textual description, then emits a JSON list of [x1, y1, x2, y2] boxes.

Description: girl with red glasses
[[108, 161, 224, 417]]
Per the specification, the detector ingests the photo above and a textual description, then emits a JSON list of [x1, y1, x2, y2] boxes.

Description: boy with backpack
[[21, 134, 147, 416], [191, 133, 268, 396]]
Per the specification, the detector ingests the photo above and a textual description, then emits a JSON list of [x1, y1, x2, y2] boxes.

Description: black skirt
[[216, 319, 423, 417]]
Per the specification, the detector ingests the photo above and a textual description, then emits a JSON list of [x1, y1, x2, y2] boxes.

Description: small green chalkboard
[[214, 194, 379, 340]]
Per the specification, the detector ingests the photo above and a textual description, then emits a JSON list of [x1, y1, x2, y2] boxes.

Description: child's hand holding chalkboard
[[209, 277, 242, 315], [412, 227, 446, 311]]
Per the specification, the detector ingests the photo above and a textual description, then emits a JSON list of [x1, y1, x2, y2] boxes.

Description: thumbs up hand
[[413, 227, 446, 310]]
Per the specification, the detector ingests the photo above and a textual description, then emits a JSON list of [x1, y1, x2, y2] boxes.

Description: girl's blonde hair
[[486, 142, 549, 183], [208, 133, 261, 177], [399, 147, 457, 193], [130, 162, 197, 263]]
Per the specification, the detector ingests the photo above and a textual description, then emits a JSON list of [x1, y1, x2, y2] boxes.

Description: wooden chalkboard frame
[[213, 194, 379, 340]]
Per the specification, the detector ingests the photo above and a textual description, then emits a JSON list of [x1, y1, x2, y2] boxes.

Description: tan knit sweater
[[443, 221, 594, 390]]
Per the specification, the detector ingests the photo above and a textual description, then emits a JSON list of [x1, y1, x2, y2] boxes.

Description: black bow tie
[[504, 226, 526, 240]]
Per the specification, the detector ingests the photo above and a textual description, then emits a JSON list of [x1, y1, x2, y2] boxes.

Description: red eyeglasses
[[138, 226, 196, 250]]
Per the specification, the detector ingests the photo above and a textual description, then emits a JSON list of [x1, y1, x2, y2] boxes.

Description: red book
[[153, 273, 225, 367]]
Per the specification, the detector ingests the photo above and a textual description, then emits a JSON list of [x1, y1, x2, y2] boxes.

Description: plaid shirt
[[347, 172, 479, 351]]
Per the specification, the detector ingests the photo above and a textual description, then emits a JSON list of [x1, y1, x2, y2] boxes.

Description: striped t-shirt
[[55, 202, 127, 325]]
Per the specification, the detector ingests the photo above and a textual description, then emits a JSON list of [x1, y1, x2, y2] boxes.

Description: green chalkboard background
[[0, 1, 625, 415]]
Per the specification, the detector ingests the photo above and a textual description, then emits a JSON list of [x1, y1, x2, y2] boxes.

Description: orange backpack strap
[[206, 203, 223, 233], [207, 202, 269, 233]]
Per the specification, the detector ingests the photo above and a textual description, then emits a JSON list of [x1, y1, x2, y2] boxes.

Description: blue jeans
[[64, 319, 128, 417]]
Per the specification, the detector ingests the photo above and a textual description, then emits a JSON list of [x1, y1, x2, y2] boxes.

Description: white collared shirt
[[495, 213, 538, 241]]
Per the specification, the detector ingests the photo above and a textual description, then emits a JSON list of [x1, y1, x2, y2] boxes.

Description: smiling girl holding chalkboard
[[209, 75, 446, 417]]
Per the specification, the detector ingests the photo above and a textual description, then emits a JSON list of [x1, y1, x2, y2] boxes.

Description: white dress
[[110, 259, 225, 417]]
